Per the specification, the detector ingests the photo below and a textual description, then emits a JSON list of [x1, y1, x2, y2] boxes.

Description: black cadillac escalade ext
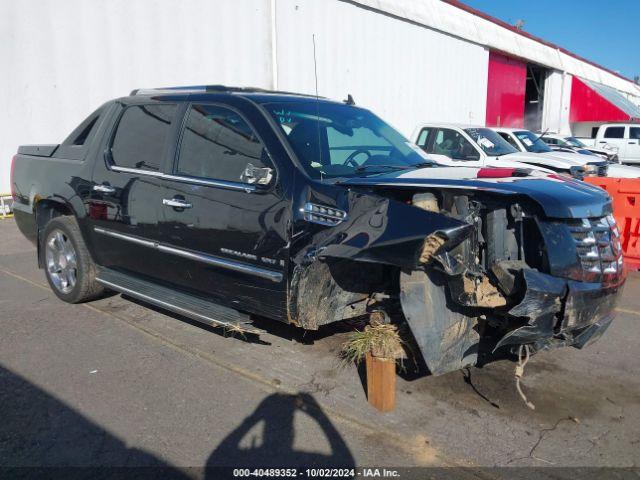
[[11, 86, 625, 376]]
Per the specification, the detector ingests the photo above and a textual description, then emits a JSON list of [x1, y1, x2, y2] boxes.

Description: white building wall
[[0, 0, 633, 192], [0, 0, 489, 192], [274, 0, 489, 137], [0, 0, 275, 192]]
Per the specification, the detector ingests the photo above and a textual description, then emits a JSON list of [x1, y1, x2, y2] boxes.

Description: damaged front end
[[288, 182, 626, 377], [401, 195, 625, 375]]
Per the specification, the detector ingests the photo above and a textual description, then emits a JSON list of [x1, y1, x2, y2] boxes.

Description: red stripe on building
[[570, 77, 630, 123]]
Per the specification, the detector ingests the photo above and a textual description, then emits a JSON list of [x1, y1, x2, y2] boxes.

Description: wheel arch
[[35, 199, 78, 268]]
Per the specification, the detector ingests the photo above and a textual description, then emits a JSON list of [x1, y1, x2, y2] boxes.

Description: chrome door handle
[[93, 184, 116, 194], [162, 198, 192, 209]]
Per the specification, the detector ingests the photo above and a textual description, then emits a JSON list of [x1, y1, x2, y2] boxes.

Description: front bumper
[[495, 268, 625, 354]]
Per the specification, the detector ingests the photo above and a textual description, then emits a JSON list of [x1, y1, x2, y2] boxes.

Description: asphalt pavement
[[0, 219, 638, 479]]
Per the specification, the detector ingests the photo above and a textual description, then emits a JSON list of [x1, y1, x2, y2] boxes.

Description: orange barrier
[[584, 177, 640, 270]]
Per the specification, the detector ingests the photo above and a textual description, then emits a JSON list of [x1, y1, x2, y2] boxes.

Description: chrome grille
[[569, 215, 623, 277]]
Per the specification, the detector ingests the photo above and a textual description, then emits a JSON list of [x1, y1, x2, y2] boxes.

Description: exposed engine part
[[411, 192, 439, 212], [462, 275, 507, 308]]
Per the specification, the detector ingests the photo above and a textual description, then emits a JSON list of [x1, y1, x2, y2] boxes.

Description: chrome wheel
[[45, 229, 77, 294]]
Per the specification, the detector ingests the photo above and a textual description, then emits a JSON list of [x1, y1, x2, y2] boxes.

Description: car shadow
[[1, 367, 355, 476], [0, 364, 189, 477]]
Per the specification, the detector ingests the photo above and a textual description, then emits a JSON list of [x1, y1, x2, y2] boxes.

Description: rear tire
[[42, 216, 104, 303]]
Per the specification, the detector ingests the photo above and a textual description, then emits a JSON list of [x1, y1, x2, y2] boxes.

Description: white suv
[[582, 124, 640, 164]]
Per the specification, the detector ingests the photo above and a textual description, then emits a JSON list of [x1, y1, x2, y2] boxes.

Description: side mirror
[[240, 163, 274, 187]]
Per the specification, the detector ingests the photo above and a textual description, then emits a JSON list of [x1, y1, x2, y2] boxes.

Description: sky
[[460, 0, 640, 80]]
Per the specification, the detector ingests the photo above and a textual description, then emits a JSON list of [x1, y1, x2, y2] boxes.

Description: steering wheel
[[342, 149, 372, 167]]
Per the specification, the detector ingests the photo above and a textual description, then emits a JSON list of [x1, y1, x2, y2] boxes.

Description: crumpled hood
[[429, 153, 554, 172], [340, 166, 612, 219]]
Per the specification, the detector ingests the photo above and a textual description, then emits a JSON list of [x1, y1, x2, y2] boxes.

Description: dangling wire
[[515, 344, 536, 410]]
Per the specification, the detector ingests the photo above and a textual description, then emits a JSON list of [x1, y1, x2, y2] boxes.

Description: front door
[[600, 125, 627, 161], [418, 127, 483, 167], [89, 102, 179, 281], [158, 103, 289, 320]]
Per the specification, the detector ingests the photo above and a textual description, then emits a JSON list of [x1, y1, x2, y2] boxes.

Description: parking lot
[[1, 218, 639, 476]]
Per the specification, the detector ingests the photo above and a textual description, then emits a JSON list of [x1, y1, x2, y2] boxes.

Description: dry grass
[[223, 323, 248, 339], [341, 323, 406, 364]]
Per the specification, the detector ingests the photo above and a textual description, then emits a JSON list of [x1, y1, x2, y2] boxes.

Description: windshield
[[565, 136, 586, 147], [464, 128, 517, 156], [265, 102, 434, 179], [514, 130, 553, 153]]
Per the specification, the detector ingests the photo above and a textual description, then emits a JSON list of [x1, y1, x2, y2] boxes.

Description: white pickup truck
[[579, 124, 640, 164], [413, 123, 607, 179], [492, 127, 640, 178]]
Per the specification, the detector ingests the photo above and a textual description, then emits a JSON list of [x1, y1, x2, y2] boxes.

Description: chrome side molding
[[109, 165, 257, 193], [93, 227, 283, 283]]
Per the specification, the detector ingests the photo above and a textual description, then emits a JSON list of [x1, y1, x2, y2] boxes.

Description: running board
[[95, 268, 265, 335]]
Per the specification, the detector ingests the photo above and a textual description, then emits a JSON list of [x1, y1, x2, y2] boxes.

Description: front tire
[[42, 216, 104, 303]]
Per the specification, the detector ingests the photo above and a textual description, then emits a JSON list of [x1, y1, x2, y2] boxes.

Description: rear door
[[157, 103, 289, 319], [627, 126, 640, 163], [88, 101, 181, 281]]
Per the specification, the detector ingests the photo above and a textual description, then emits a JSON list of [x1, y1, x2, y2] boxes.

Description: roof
[[579, 78, 640, 119], [128, 84, 345, 105], [349, 0, 640, 97], [492, 127, 530, 133], [416, 122, 485, 129], [442, 0, 634, 85], [132, 84, 324, 99], [541, 133, 569, 139]]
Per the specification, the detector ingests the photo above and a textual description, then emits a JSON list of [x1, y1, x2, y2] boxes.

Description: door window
[[497, 132, 519, 149], [176, 105, 271, 183], [416, 128, 431, 149], [110, 104, 177, 172], [630, 127, 640, 140], [604, 126, 625, 139], [63, 106, 105, 146], [433, 129, 480, 161]]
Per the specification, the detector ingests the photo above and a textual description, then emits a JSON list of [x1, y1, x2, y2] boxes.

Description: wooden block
[[365, 352, 396, 412]]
